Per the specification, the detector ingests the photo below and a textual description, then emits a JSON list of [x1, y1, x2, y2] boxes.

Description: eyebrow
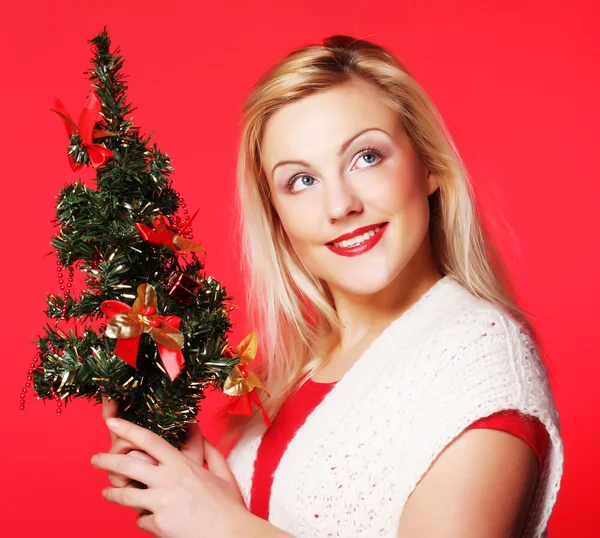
[[270, 127, 389, 177]]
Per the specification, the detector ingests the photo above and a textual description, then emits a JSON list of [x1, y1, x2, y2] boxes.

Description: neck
[[329, 263, 443, 352]]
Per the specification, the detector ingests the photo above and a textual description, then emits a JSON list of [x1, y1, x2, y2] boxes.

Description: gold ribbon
[[223, 332, 271, 425], [101, 283, 185, 381]]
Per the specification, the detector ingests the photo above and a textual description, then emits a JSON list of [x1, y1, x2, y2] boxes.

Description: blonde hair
[[217, 35, 546, 449]]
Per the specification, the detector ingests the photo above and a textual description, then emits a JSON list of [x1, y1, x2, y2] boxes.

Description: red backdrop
[[2, 0, 597, 535]]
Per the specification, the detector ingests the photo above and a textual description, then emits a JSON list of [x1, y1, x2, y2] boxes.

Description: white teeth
[[332, 226, 381, 249]]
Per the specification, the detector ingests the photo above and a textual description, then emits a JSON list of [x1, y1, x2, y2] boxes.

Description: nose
[[324, 176, 363, 222]]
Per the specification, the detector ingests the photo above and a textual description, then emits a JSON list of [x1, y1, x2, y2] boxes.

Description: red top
[[250, 378, 550, 520]]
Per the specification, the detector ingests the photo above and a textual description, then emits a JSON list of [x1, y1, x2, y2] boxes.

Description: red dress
[[250, 378, 549, 520]]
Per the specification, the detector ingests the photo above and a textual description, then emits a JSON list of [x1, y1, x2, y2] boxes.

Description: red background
[[1, 0, 597, 535]]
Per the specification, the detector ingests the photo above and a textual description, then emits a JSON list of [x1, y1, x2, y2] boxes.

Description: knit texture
[[227, 276, 564, 537]]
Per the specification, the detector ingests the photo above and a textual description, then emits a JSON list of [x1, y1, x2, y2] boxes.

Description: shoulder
[[423, 278, 545, 380], [384, 276, 553, 411], [406, 277, 559, 437], [432, 277, 533, 349], [386, 276, 533, 363]]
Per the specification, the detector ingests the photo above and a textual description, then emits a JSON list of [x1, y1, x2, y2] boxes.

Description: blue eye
[[287, 174, 317, 193], [354, 147, 385, 169]]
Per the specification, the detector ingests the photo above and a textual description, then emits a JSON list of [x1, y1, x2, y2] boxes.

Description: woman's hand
[[91, 413, 248, 538], [102, 396, 158, 494]]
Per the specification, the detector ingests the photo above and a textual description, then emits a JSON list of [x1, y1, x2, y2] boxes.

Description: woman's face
[[261, 79, 440, 297]]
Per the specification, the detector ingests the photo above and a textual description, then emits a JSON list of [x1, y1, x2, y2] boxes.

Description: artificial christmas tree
[[23, 27, 268, 448]]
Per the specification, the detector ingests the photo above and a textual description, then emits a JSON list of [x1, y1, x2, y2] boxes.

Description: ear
[[425, 169, 440, 196]]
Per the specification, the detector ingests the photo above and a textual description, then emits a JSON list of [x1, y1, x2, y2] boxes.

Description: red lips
[[327, 222, 387, 245], [326, 223, 389, 257]]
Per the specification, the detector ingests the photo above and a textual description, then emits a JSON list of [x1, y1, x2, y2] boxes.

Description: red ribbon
[[222, 336, 271, 427], [135, 210, 201, 254], [100, 300, 185, 381], [51, 91, 114, 171], [228, 390, 272, 427], [135, 216, 177, 250]]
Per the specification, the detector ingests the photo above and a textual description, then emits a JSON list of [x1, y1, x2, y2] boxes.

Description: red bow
[[228, 390, 270, 425], [135, 210, 204, 255], [51, 91, 115, 171], [100, 284, 185, 382]]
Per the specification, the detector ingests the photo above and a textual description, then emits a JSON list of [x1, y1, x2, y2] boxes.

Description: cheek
[[365, 163, 423, 215], [390, 152, 429, 204], [276, 212, 327, 278], [286, 229, 320, 265], [276, 207, 318, 257], [273, 190, 323, 245]]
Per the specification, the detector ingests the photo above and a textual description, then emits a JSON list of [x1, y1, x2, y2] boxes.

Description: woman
[[93, 35, 564, 537]]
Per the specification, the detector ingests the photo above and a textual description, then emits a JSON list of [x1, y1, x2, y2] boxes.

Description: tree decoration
[[166, 270, 203, 305], [100, 283, 185, 382], [51, 91, 115, 171], [135, 211, 204, 255], [223, 332, 271, 426], [22, 27, 265, 448]]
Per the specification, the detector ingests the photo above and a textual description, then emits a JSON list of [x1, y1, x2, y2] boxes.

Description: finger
[[180, 422, 204, 466], [111, 437, 159, 464], [101, 485, 155, 514], [92, 453, 159, 489], [107, 434, 157, 488], [101, 396, 119, 420], [204, 438, 237, 485], [105, 418, 179, 467], [105, 483, 151, 514], [136, 511, 159, 534], [102, 396, 119, 443], [108, 450, 157, 488], [129, 450, 158, 466], [108, 438, 138, 487], [126, 450, 159, 490], [108, 469, 131, 489], [110, 436, 136, 455], [106, 435, 135, 488]]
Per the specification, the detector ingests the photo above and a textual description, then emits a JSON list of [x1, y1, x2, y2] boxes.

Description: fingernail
[[106, 418, 120, 430], [91, 455, 98, 466]]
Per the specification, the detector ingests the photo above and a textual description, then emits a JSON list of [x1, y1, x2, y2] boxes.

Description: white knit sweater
[[227, 275, 564, 537]]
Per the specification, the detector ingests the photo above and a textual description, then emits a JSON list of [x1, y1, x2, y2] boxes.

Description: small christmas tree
[[24, 27, 264, 448]]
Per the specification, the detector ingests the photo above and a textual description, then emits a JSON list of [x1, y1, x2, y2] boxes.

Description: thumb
[[180, 421, 205, 466], [101, 396, 120, 444], [101, 395, 119, 420], [204, 439, 243, 502]]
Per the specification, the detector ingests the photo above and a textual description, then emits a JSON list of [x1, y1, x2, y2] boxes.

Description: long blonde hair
[[219, 35, 546, 448]]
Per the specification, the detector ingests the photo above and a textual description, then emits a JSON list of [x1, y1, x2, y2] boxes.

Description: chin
[[329, 271, 397, 296]]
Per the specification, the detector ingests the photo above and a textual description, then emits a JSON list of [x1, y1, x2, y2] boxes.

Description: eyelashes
[[284, 146, 386, 193], [354, 146, 385, 168]]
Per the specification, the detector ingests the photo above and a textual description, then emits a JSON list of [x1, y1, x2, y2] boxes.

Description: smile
[[326, 222, 388, 257]]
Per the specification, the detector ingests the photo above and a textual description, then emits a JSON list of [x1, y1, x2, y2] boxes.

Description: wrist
[[229, 509, 294, 538]]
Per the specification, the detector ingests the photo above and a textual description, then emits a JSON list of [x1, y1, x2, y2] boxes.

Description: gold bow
[[101, 283, 187, 381], [222, 332, 270, 425], [223, 331, 267, 396], [104, 283, 184, 350]]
